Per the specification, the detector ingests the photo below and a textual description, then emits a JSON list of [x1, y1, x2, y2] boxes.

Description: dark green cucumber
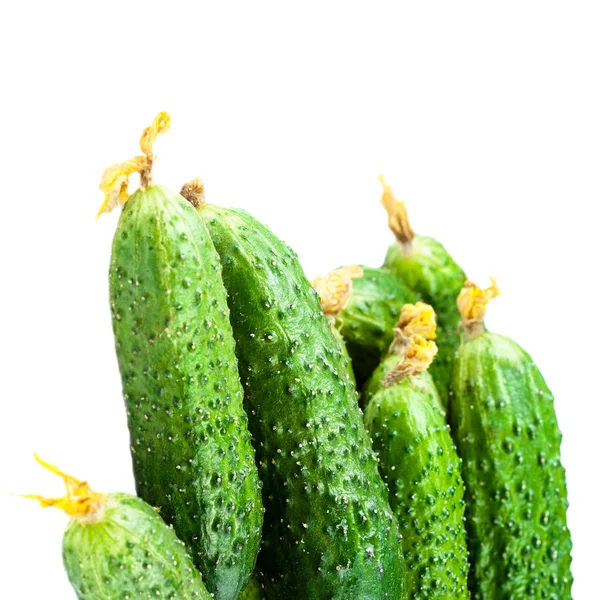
[[109, 184, 263, 600], [28, 459, 212, 600], [186, 190, 406, 599], [315, 265, 417, 387], [449, 285, 573, 598], [363, 306, 469, 599], [380, 178, 466, 409]]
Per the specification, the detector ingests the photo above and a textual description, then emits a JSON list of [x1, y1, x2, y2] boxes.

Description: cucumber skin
[[200, 205, 406, 600], [332, 325, 357, 388], [364, 356, 470, 599], [449, 332, 573, 599], [384, 235, 466, 409], [109, 186, 263, 600], [239, 575, 266, 600], [337, 266, 417, 387], [62, 493, 211, 600]]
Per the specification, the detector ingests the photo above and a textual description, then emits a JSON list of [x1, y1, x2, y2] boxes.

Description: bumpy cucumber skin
[[332, 325, 357, 388], [364, 356, 470, 599], [337, 266, 417, 387], [384, 235, 466, 409], [238, 575, 266, 600], [63, 493, 211, 600], [109, 186, 263, 600], [199, 205, 406, 600], [449, 332, 573, 599]]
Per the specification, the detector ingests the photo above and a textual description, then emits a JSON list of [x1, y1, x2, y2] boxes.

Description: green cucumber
[[26, 457, 212, 600], [363, 304, 470, 599], [103, 118, 263, 600], [313, 265, 417, 387], [181, 180, 406, 600], [379, 176, 466, 409], [448, 281, 573, 599]]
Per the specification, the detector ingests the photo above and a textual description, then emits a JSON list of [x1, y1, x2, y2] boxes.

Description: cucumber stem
[[378, 175, 415, 253], [180, 178, 207, 208], [22, 454, 107, 525], [311, 265, 363, 319], [384, 302, 438, 386], [97, 112, 171, 218], [457, 278, 500, 339]]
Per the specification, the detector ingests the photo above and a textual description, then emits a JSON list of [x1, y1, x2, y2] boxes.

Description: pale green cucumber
[[26, 456, 212, 600]]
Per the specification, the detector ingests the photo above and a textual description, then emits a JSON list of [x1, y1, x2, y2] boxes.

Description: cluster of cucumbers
[[28, 113, 573, 600]]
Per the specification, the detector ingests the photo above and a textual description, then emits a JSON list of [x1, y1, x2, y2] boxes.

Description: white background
[[1, 2, 598, 597]]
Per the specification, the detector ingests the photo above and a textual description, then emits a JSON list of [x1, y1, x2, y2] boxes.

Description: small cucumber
[[181, 179, 406, 600], [25, 456, 212, 600], [363, 303, 470, 599], [102, 116, 263, 600], [448, 280, 573, 599], [379, 176, 466, 409], [313, 265, 417, 387]]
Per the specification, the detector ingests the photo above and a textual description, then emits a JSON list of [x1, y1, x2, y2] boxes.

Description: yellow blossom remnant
[[22, 454, 107, 523], [378, 175, 414, 247], [97, 112, 171, 218], [312, 265, 364, 318]]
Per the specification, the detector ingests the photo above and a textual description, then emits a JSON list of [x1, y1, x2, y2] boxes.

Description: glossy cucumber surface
[[364, 355, 470, 599], [199, 204, 406, 600], [384, 235, 466, 409], [449, 332, 573, 599], [332, 325, 357, 388], [109, 185, 263, 600], [63, 492, 212, 600]]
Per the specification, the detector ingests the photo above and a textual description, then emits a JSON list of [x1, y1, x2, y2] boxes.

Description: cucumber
[[313, 265, 417, 387], [102, 117, 263, 600], [181, 179, 406, 600], [25, 456, 212, 600], [379, 176, 466, 409], [448, 280, 573, 599], [363, 304, 470, 599]]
